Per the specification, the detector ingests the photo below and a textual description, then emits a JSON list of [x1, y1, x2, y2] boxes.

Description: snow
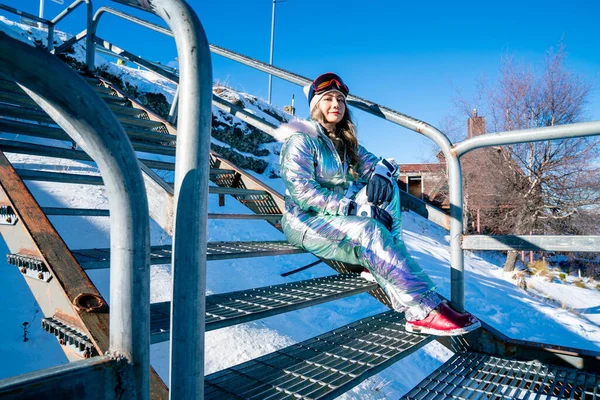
[[1, 15, 600, 399]]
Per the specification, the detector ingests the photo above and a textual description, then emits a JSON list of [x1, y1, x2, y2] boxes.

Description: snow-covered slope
[[1, 15, 599, 399]]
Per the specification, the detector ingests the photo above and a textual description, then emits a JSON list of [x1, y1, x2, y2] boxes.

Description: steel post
[[38, 0, 45, 28], [268, 0, 276, 104], [85, 0, 94, 70], [0, 31, 150, 400], [168, 85, 179, 124], [50, 0, 94, 70], [110, 0, 212, 398], [47, 23, 54, 52]]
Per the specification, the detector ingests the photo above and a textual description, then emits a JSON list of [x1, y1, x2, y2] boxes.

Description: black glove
[[348, 201, 393, 231], [367, 158, 397, 206]]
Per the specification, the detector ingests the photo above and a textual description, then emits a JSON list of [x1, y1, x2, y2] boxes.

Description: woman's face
[[318, 91, 346, 125]]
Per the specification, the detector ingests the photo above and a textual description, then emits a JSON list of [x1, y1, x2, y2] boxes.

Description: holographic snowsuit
[[278, 119, 441, 318]]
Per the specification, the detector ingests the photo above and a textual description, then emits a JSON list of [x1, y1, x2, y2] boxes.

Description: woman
[[276, 72, 479, 336]]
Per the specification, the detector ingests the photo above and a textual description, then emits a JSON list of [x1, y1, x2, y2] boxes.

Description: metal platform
[[149, 273, 378, 343], [72, 240, 305, 269], [205, 311, 435, 400], [401, 351, 600, 400]]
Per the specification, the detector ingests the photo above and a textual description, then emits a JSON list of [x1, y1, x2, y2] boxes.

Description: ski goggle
[[311, 73, 349, 96]]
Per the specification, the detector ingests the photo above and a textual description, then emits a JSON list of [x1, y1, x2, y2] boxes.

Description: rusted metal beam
[[0, 151, 168, 398]]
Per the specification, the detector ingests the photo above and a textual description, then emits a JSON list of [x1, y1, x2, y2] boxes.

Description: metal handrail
[[49, 0, 94, 68], [108, 1, 212, 399], [0, 29, 150, 399], [0, 3, 54, 51], [0, 0, 93, 62]]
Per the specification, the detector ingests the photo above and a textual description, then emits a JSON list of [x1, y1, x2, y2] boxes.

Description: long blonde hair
[[311, 105, 359, 167]]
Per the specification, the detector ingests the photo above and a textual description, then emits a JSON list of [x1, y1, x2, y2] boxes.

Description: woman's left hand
[[367, 174, 393, 207]]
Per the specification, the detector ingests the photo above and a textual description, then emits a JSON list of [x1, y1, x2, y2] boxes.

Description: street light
[[38, 0, 63, 28], [268, 0, 286, 104]]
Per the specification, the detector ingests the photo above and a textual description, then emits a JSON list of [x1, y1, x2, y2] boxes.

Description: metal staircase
[[1, 0, 600, 399], [0, 14, 409, 398]]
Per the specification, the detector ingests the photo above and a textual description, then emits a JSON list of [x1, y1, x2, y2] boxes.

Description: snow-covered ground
[[1, 14, 600, 399]]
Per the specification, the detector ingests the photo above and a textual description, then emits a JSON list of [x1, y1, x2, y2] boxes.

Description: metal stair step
[[0, 118, 175, 154], [0, 78, 114, 96], [205, 311, 434, 400], [0, 105, 174, 144], [150, 273, 378, 343], [72, 240, 305, 270], [401, 351, 600, 399], [115, 114, 168, 131], [42, 207, 110, 217], [16, 169, 104, 185], [207, 213, 282, 221], [97, 93, 131, 106], [0, 140, 176, 170], [40, 208, 280, 221], [0, 88, 162, 130], [0, 85, 118, 110], [15, 170, 262, 196]]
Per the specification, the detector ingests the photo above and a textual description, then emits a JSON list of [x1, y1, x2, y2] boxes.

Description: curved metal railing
[[0, 29, 150, 399]]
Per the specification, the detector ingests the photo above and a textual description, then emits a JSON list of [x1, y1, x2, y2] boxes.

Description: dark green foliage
[[138, 92, 170, 119], [211, 114, 273, 157], [95, 66, 171, 119], [211, 144, 268, 174]]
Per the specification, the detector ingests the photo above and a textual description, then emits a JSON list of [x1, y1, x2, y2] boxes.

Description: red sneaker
[[405, 302, 481, 336]]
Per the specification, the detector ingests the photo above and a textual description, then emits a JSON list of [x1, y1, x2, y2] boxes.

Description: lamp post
[[38, 0, 44, 28], [268, 0, 285, 104]]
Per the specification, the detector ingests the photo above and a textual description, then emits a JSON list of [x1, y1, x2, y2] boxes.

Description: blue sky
[[3, 0, 599, 162]]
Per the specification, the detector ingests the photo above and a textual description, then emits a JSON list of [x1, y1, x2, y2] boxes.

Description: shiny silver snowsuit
[[278, 119, 440, 317]]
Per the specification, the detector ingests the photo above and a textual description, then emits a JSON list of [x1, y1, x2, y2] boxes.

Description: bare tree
[[452, 43, 600, 271]]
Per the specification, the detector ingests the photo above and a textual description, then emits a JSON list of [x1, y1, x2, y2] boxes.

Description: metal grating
[[0, 205, 17, 225], [205, 311, 435, 399], [72, 240, 305, 269], [149, 273, 378, 343], [7, 253, 51, 281], [41, 317, 97, 359], [401, 351, 600, 400]]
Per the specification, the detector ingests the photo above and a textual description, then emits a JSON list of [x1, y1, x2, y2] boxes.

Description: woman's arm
[[353, 145, 400, 185], [280, 133, 352, 215], [353, 145, 381, 182]]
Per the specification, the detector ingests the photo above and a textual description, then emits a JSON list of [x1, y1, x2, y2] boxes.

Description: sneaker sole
[[360, 271, 377, 283], [405, 320, 481, 336]]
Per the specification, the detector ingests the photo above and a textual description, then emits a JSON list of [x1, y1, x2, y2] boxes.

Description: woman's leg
[[285, 207, 439, 316]]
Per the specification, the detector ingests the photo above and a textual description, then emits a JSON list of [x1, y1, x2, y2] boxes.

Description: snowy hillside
[[1, 14, 600, 399]]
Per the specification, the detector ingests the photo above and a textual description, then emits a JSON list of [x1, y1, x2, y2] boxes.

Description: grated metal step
[[0, 86, 162, 130], [149, 273, 378, 343], [0, 140, 175, 170], [0, 105, 174, 144], [16, 169, 267, 199], [0, 205, 17, 225], [401, 351, 600, 400], [72, 240, 305, 269], [42, 317, 97, 359], [0, 118, 176, 155], [0, 79, 115, 96], [7, 253, 51, 282], [42, 207, 111, 217], [205, 311, 435, 399], [40, 208, 280, 221]]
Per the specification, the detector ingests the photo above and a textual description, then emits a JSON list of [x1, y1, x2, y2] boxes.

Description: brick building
[[398, 111, 504, 231]]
